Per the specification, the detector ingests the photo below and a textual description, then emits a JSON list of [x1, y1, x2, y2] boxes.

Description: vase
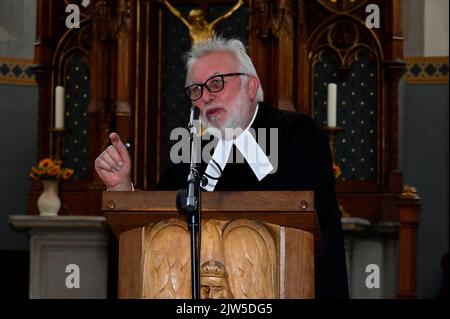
[[37, 179, 61, 216]]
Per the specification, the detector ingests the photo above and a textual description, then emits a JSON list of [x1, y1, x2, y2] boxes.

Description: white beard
[[201, 86, 250, 140]]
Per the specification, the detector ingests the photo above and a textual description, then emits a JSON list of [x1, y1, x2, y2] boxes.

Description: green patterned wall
[[313, 50, 377, 181], [63, 52, 90, 180]]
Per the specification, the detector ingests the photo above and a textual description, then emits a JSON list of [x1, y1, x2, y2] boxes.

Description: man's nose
[[201, 88, 215, 104]]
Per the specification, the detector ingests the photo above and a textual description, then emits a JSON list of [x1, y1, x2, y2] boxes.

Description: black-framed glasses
[[184, 73, 248, 101]]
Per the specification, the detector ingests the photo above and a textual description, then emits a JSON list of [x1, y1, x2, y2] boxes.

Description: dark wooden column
[[113, 0, 132, 143], [128, 0, 161, 190], [33, 0, 54, 161], [272, 0, 295, 111], [249, 0, 272, 106], [397, 186, 420, 298], [248, 0, 296, 111], [382, 0, 406, 192], [295, 0, 310, 114]]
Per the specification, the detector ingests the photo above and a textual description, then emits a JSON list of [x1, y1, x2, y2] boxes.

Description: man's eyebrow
[[187, 72, 221, 86], [202, 72, 221, 81]]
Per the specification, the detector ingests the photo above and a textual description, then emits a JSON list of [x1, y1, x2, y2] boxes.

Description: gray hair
[[185, 37, 264, 103]]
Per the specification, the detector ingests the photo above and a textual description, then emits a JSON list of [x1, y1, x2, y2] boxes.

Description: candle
[[55, 86, 65, 129], [327, 83, 337, 128]]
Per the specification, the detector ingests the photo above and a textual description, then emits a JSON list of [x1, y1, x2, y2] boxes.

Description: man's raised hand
[[94, 132, 132, 191]]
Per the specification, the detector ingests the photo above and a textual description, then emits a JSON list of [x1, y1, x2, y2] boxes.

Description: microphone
[[188, 105, 201, 137], [187, 106, 223, 187], [186, 106, 201, 213], [188, 106, 201, 168], [176, 188, 188, 214]]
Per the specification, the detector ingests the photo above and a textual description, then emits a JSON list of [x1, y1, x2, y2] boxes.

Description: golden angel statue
[[159, 0, 244, 44]]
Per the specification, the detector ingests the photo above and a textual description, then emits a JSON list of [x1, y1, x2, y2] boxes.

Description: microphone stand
[[177, 106, 204, 299], [186, 166, 201, 299]]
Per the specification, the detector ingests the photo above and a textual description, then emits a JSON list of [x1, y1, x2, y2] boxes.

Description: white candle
[[55, 86, 65, 129], [327, 83, 337, 127]]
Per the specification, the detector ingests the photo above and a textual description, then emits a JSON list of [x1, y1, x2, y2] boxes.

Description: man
[[95, 37, 348, 298]]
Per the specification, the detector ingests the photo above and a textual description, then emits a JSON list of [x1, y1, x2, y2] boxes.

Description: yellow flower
[[31, 167, 43, 174], [30, 158, 74, 181], [62, 168, 74, 180], [48, 166, 61, 176], [38, 158, 53, 168]]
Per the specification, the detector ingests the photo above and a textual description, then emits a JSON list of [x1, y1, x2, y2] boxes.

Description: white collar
[[202, 103, 274, 191]]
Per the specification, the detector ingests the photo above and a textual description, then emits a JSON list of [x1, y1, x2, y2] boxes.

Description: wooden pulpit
[[102, 191, 320, 299]]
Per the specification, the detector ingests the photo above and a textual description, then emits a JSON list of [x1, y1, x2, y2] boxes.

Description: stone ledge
[[8, 215, 107, 231]]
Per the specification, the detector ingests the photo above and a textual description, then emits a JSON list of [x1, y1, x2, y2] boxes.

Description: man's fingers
[[98, 152, 121, 171], [95, 157, 115, 173], [109, 132, 121, 145], [105, 146, 124, 167], [109, 132, 130, 159]]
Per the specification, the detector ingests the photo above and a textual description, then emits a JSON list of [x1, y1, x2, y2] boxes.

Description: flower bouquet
[[30, 158, 74, 216], [30, 158, 74, 181]]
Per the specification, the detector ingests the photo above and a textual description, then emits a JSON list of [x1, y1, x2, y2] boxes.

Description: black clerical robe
[[157, 102, 349, 299]]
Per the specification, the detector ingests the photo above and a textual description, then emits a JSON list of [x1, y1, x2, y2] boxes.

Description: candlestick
[[55, 86, 65, 129], [323, 126, 350, 217], [327, 83, 337, 127], [323, 127, 342, 176], [49, 128, 66, 161]]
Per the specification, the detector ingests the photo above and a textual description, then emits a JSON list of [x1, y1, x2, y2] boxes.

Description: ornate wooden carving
[[222, 219, 277, 298], [272, 0, 295, 111], [317, 0, 370, 13], [127, 218, 315, 299], [249, 0, 295, 110], [142, 218, 280, 299], [143, 219, 191, 298], [249, 0, 271, 38], [104, 191, 317, 299]]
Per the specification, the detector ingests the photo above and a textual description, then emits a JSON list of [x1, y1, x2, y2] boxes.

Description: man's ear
[[247, 76, 259, 100]]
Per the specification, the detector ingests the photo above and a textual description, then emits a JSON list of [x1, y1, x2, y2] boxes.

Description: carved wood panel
[[141, 218, 314, 299]]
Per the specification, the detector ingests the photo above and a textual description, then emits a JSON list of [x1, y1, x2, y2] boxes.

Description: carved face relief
[[200, 260, 234, 299], [200, 276, 234, 299]]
